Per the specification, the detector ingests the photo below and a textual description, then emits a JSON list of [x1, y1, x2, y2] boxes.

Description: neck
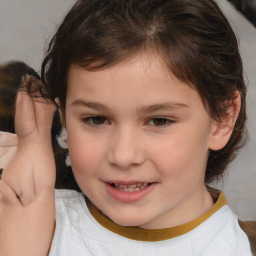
[[139, 185, 214, 229]]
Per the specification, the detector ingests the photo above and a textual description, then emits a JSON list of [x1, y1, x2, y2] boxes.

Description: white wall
[[0, 0, 75, 72], [0, 0, 255, 220]]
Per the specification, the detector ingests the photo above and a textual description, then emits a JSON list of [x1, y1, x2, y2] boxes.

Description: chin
[[107, 212, 150, 227]]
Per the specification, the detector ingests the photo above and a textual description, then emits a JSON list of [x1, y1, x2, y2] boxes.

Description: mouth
[[108, 182, 152, 192], [105, 181, 156, 202]]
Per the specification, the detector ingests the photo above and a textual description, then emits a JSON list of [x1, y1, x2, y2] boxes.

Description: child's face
[[65, 53, 217, 229]]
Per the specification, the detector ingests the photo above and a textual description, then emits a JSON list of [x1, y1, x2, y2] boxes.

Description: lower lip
[[105, 183, 156, 203]]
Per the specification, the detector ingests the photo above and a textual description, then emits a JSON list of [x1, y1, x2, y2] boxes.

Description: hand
[[0, 132, 18, 169], [0, 76, 56, 256]]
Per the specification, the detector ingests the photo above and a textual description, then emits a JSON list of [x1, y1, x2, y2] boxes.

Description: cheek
[[150, 131, 208, 178], [67, 133, 104, 178], [68, 140, 105, 193]]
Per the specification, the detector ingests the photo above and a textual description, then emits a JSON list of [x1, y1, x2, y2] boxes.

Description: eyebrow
[[138, 103, 188, 113], [71, 99, 188, 113], [71, 99, 110, 111]]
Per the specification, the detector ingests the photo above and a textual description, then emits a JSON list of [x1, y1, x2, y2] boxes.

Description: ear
[[208, 91, 241, 151]]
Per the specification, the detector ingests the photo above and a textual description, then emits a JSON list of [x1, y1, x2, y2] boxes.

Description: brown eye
[[153, 118, 167, 126], [91, 116, 106, 125], [149, 118, 172, 127], [82, 116, 109, 126]]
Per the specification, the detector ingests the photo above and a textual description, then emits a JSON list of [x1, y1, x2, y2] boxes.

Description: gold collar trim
[[88, 187, 227, 242]]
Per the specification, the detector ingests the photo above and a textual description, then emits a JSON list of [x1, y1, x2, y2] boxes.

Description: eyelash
[[147, 117, 174, 127], [81, 116, 110, 126], [81, 116, 174, 127]]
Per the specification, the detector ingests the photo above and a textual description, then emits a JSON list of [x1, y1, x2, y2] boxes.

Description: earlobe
[[209, 91, 241, 151]]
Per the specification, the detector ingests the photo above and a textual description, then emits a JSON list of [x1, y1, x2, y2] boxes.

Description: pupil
[[93, 117, 105, 124], [153, 118, 166, 126]]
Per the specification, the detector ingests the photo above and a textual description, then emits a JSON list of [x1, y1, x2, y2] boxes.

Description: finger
[[34, 93, 56, 139], [0, 132, 18, 147], [10, 77, 56, 202], [15, 90, 37, 140], [15, 84, 55, 143], [0, 146, 17, 168]]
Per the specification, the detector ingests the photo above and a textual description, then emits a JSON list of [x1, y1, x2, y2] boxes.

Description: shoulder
[[54, 189, 89, 219], [194, 205, 251, 255], [50, 190, 95, 255], [54, 188, 87, 209], [55, 189, 84, 201], [199, 187, 253, 254]]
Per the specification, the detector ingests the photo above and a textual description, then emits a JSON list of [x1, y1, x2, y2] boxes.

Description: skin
[[64, 53, 240, 229], [0, 77, 56, 256], [0, 132, 18, 169]]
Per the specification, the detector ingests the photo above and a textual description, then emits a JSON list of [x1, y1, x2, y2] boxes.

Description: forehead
[[68, 53, 171, 84], [66, 54, 204, 111]]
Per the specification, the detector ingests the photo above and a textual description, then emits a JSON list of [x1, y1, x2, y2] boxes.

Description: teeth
[[112, 183, 150, 192], [127, 184, 136, 188], [118, 184, 128, 188]]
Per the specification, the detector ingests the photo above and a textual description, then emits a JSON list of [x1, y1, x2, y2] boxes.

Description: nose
[[107, 126, 146, 170]]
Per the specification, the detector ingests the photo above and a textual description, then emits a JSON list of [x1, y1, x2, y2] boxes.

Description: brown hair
[[0, 61, 41, 133], [40, 0, 246, 183]]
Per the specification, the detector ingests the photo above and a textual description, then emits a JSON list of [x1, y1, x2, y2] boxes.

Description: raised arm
[[0, 76, 56, 256]]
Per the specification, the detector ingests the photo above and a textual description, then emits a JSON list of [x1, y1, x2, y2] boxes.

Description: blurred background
[[228, 0, 256, 26], [0, 0, 255, 221]]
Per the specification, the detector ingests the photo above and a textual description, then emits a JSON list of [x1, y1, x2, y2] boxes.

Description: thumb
[[15, 77, 56, 144]]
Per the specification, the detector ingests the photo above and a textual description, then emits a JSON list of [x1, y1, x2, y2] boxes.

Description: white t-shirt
[[49, 189, 252, 256]]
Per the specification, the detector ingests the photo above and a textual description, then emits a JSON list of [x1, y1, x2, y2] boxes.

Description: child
[[0, 0, 252, 255]]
